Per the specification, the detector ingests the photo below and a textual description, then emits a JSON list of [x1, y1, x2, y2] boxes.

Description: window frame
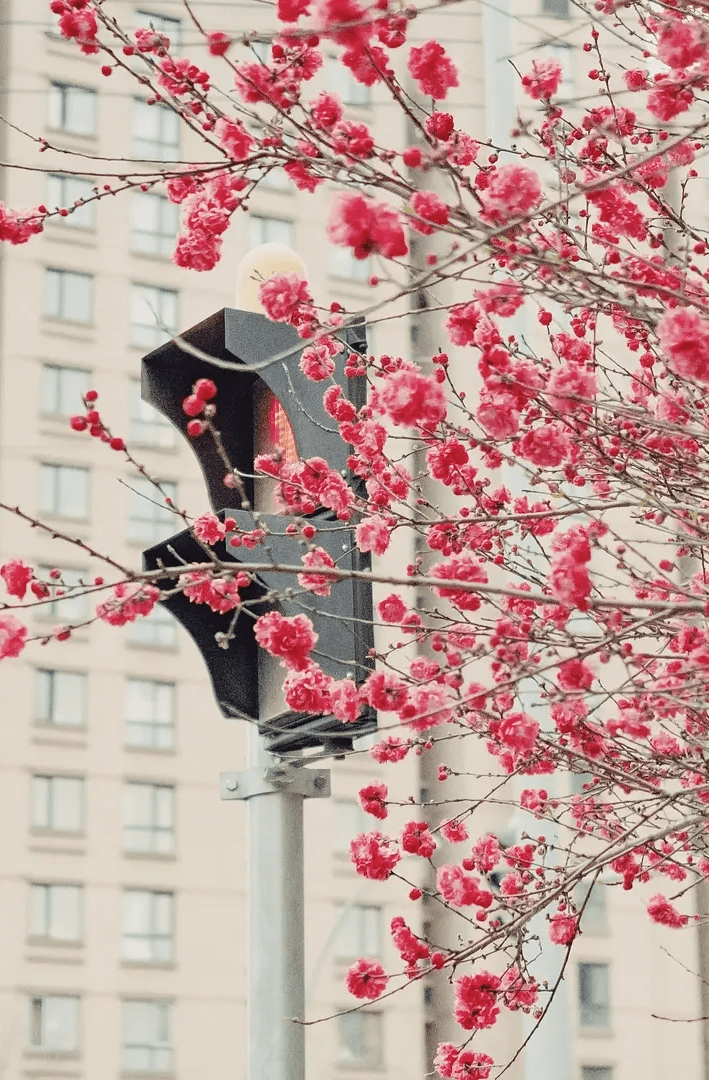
[[38, 462, 90, 520], [43, 268, 93, 324], [124, 781, 176, 855], [333, 904, 381, 960], [132, 98, 180, 162], [122, 888, 174, 964], [47, 82, 97, 136], [125, 678, 176, 749], [34, 668, 87, 728], [131, 191, 179, 258], [29, 994, 80, 1053], [46, 174, 96, 229], [578, 961, 611, 1030], [122, 999, 174, 1074], [129, 283, 178, 349], [40, 364, 91, 419], [31, 774, 85, 834], [249, 215, 294, 250], [37, 565, 88, 622], [127, 476, 178, 546], [28, 883, 83, 943], [337, 1010, 384, 1071]]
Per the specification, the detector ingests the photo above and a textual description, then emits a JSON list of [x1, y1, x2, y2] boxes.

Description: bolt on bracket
[[220, 764, 331, 801]]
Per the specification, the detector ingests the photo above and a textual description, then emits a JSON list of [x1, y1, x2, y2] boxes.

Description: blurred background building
[[0, 1, 705, 1079]]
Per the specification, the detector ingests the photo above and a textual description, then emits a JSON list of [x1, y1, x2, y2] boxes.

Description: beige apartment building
[[0, 1, 707, 1079]]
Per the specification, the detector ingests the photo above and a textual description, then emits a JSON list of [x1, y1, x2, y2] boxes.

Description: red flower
[[345, 958, 387, 999], [1, 559, 33, 599], [254, 611, 317, 670], [0, 613, 28, 659], [408, 41, 459, 100], [549, 913, 579, 945], [359, 782, 388, 820]]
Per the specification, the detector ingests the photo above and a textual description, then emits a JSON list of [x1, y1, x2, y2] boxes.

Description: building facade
[[0, 2, 706, 1080]]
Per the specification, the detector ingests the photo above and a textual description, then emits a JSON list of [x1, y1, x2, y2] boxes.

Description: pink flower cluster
[[96, 583, 160, 626]]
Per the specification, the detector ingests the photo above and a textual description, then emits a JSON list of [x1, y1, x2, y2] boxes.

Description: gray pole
[[247, 730, 305, 1080], [221, 737, 330, 1080]]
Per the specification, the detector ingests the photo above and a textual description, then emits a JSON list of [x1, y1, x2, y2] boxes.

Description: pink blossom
[[517, 423, 571, 468], [356, 516, 391, 556], [437, 865, 493, 908], [283, 662, 333, 713], [328, 192, 408, 260], [480, 164, 542, 225], [410, 190, 449, 235], [277, 0, 311, 20], [557, 659, 594, 691], [359, 782, 389, 820], [96, 583, 160, 626], [521, 58, 563, 100], [254, 611, 317, 670], [431, 556, 488, 611], [657, 308, 709, 386], [647, 894, 689, 928], [181, 572, 243, 614], [372, 365, 447, 430], [399, 683, 451, 731], [408, 41, 459, 99], [547, 364, 597, 414], [1, 559, 33, 599], [391, 916, 430, 966], [330, 678, 360, 723], [370, 736, 410, 763], [345, 958, 387, 999], [300, 341, 337, 381], [259, 273, 312, 324], [0, 613, 27, 659], [434, 1044, 460, 1079], [377, 593, 407, 624], [454, 971, 501, 1030], [470, 834, 501, 873], [441, 819, 469, 844], [362, 670, 409, 712], [0, 203, 44, 244], [350, 830, 401, 880], [452, 1052, 494, 1080], [215, 118, 254, 160], [549, 912, 579, 945], [401, 820, 437, 857], [192, 513, 226, 546], [501, 966, 538, 1011], [298, 547, 336, 596], [309, 91, 343, 129]]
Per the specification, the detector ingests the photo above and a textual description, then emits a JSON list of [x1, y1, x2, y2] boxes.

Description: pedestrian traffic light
[[140, 306, 376, 754]]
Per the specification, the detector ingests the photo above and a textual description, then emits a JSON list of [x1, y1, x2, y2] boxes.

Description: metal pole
[[247, 728, 306, 1080]]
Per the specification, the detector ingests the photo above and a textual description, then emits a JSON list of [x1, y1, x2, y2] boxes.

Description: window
[[35, 669, 86, 727], [123, 1000, 173, 1074], [32, 776, 84, 833], [29, 995, 80, 1052], [136, 10, 181, 47], [39, 464, 89, 519], [334, 801, 371, 854], [326, 56, 371, 106], [249, 215, 294, 249], [576, 882, 608, 935], [581, 1069, 613, 1080], [124, 783, 175, 855], [47, 82, 97, 135], [41, 365, 90, 418], [334, 905, 381, 960], [125, 679, 175, 748], [337, 1012, 383, 1070], [47, 175, 95, 229], [133, 99, 180, 161], [131, 192, 179, 257], [127, 603, 176, 648], [578, 963, 610, 1029], [127, 477, 177, 545], [329, 244, 370, 282], [37, 566, 87, 622], [130, 379, 175, 447], [542, 0, 570, 15], [130, 283, 178, 349], [123, 889, 174, 963], [29, 884, 82, 941], [44, 269, 93, 324]]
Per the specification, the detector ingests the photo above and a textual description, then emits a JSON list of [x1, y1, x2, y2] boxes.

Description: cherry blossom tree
[[4, 0, 709, 1072]]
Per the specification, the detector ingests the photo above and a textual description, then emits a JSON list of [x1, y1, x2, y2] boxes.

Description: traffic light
[[140, 307, 376, 754]]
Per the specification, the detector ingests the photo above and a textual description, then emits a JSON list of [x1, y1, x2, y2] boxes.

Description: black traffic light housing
[[140, 308, 376, 754]]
